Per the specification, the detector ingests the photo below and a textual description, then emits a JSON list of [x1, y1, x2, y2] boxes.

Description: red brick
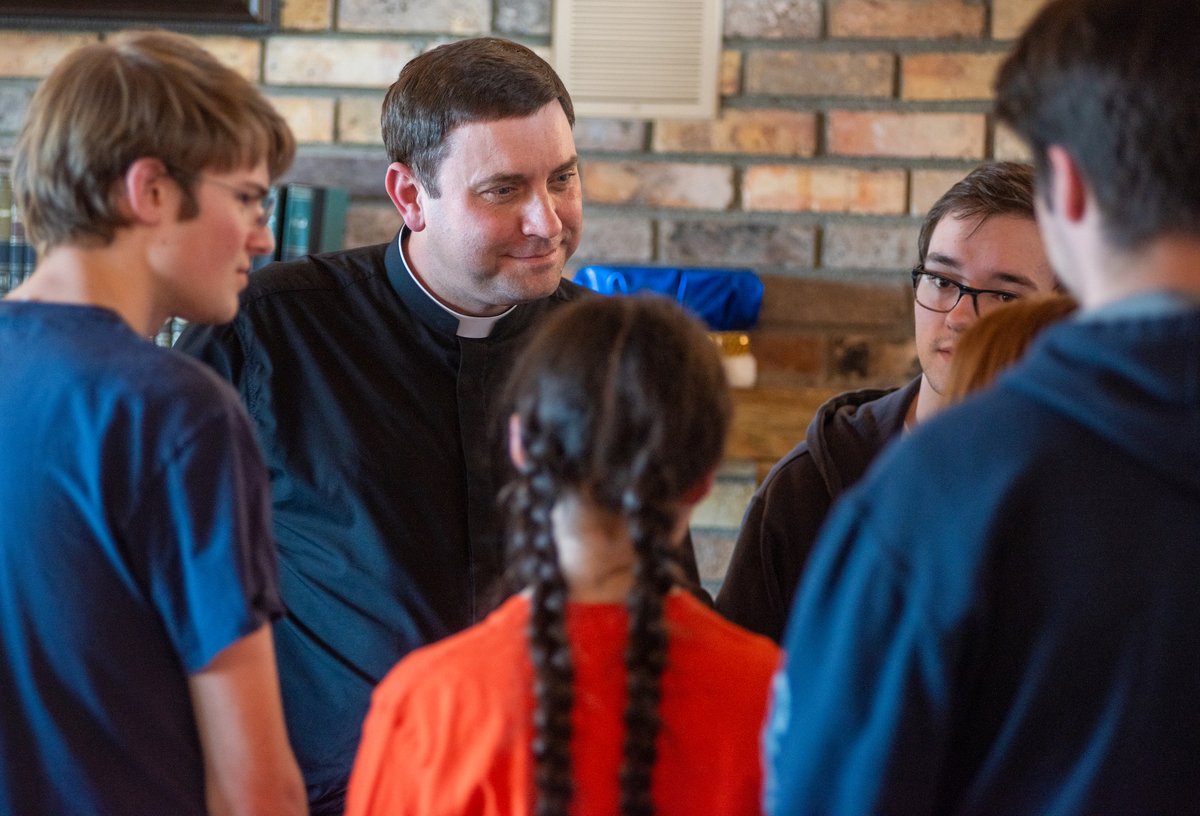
[[759, 275, 912, 326], [0, 33, 94, 78], [993, 123, 1032, 161], [744, 51, 894, 98], [830, 0, 985, 38], [743, 166, 907, 214], [909, 168, 971, 215], [828, 111, 986, 159], [659, 219, 816, 267]]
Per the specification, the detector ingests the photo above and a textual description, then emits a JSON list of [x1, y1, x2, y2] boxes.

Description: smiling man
[[717, 161, 1057, 643], [176, 37, 688, 815]]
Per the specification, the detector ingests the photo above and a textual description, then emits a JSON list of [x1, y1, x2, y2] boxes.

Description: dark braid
[[506, 431, 575, 816], [502, 295, 731, 816], [618, 493, 676, 816]]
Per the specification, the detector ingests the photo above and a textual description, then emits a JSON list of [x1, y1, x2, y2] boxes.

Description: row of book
[[0, 162, 348, 348]]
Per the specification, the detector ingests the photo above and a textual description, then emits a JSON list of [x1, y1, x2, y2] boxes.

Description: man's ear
[[123, 157, 175, 225], [508, 413, 527, 470], [1046, 145, 1088, 224], [385, 162, 427, 232]]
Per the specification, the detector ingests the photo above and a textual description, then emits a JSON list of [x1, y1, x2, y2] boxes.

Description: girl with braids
[[346, 295, 780, 816]]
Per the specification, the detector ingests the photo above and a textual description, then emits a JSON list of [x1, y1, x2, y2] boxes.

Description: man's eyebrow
[[475, 158, 579, 189], [924, 252, 1038, 289]]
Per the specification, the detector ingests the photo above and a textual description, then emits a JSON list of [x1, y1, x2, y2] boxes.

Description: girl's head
[[502, 294, 730, 816]]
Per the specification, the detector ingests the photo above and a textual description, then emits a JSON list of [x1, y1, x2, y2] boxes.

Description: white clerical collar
[[397, 228, 513, 339]]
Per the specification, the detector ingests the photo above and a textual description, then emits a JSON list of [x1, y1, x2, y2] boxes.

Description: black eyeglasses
[[911, 264, 1021, 317]]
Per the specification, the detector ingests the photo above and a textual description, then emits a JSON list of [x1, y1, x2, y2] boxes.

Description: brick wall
[[0, 0, 1051, 587]]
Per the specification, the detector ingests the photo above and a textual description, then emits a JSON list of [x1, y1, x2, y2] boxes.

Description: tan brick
[[266, 95, 335, 143], [266, 37, 417, 88], [0, 33, 94, 78], [822, 223, 916, 270], [574, 120, 647, 152], [721, 50, 742, 97], [760, 275, 912, 326], [993, 0, 1052, 39], [692, 478, 756, 529], [909, 168, 970, 215], [828, 111, 985, 159], [743, 166, 907, 214], [993, 123, 1032, 161], [344, 202, 403, 248], [189, 36, 261, 82], [571, 213, 654, 265], [653, 110, 817, 157], [339, 0, 489, 34], [337, 95, 385, 144], [725, 0, 821, 38], [659, 219, 816, 267], [691, 529, 739, 587], [745, 51, 893, 98], [281, 0, 333, 29], [830, 0, 984, 38], [583, 162, 734, 209], [902, 53, 1005, 101]]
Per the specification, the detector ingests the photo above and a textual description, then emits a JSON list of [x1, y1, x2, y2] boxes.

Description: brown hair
[[502, 295, 729, 816], [381, 37, 574, 197], [995, 0, 1200, 250], [918, 161, 1037, 264], [945, 294, 1078, 404], [13, 30, 295, 253]]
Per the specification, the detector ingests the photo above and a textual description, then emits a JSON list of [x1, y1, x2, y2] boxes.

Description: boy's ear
[[385, 162, 427, 232], [123, 157, 175, 225], [1045, 144, 1088, 224]]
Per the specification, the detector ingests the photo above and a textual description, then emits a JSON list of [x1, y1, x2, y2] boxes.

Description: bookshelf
[[0, 162, 348, 349]]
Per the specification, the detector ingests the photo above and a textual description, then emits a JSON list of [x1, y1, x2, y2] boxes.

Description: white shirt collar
[[396, 228, 513, 339]]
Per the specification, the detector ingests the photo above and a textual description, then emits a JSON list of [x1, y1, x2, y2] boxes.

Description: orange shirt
[[346, 591, 780, 816]]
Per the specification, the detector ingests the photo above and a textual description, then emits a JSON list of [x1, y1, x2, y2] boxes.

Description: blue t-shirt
[[0, 302, 283, 815]]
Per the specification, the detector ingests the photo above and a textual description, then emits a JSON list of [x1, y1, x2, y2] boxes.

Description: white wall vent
[[552, 0, 724, 120]]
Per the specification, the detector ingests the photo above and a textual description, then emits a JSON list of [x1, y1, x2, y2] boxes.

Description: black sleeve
[[715, 452, 832, 643], [175, 320, 246, 388]]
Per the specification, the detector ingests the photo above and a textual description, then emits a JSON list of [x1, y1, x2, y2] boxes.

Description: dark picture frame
[[0, 0, 275, 32]]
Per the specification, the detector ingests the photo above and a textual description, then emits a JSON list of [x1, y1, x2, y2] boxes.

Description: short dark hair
[[917, 161, 1036, 263], [995, 0, 1200, 250], [381, 37, 574, 197]]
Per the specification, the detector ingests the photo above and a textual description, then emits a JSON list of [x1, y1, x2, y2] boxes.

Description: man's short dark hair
[[381, 37, 574, 197], [917, 161, 1036, 263], [995, 0, 1200, 250]]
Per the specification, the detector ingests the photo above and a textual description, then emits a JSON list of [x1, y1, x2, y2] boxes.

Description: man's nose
[[522, 189, 562, 239], [945, 292, 978, 329]]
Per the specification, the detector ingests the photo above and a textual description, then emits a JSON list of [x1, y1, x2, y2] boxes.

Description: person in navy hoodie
[[765, 0, 1200, 813]]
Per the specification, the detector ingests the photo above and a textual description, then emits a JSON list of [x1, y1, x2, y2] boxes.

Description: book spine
[[279, 183, 315, 262], [317, 186, 349, 253]]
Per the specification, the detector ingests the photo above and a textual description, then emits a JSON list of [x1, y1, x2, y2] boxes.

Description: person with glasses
[[717, 161, 1058, 643], [0, 32, 304, 816], [766, 0, 1200, 811]]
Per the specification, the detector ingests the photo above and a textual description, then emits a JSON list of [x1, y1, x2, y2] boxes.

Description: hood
[[1007, 310, 1200, 497], [806, 378, 920, 496]]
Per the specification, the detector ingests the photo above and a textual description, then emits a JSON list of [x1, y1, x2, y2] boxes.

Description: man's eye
[[928, 275, 956, 290], [486, 186, 516, 198], [552, 171, 577, 185], [995, 292, 1019, 304], [235, 192, 257, 206]]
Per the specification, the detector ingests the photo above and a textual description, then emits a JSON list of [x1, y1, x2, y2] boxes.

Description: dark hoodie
[[716, 377, 921, 642], [767, 306, 1200, 815]]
